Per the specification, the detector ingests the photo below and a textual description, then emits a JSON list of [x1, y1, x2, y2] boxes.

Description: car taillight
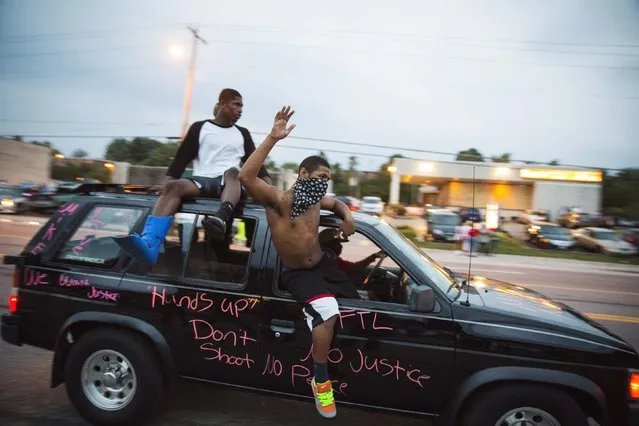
[[9, 289, 18, 313], [9, 267, 19, 313], [630, 372, 639, 399], [348, 205, 358, 211]]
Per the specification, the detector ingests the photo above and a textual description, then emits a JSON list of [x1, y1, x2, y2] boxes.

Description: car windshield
[[0, 188, 21, 197], [540, 226, 566, 236], [593, 231, 620, 241], [362, 197, 380, 204], [374, 220, 458, 299], [431, 215, 460, 226]]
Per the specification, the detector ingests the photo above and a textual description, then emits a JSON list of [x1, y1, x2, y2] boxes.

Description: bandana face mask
[[290, 177, 329, 221]]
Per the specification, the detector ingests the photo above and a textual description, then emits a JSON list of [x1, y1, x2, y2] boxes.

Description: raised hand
[[269, 106, 296, 141]]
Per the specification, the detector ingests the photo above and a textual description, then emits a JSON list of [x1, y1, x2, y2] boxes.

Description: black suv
[[2, 185, 638, 426]]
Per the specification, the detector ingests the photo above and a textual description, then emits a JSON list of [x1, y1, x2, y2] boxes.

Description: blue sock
[[314, 362, 329, 383]]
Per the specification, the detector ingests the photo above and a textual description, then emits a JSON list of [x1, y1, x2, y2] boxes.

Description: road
[[0, 215, 635, 425]]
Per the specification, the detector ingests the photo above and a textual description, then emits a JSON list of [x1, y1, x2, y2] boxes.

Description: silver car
[[572, 227, 638, 255], [0, 187, 28, 214]]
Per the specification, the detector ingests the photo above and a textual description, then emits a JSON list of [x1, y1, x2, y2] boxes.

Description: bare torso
[[266, 191, 324, 269]]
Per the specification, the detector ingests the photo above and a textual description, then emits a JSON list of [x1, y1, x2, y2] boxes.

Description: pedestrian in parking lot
[[239, 106, 358, 419], [113, 89, 272, 265]]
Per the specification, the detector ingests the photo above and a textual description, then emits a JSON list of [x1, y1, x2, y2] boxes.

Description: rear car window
[[54, 206, 145, 269]]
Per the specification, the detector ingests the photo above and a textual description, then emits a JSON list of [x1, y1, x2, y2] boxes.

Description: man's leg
[[152, 179, 200, 216], [114, 179, 200, 265], [203, 168, 242, 240], [306, 300, 339, 419]]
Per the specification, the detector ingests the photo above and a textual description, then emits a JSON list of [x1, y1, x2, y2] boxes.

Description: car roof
[[429, 209, 458, 215]]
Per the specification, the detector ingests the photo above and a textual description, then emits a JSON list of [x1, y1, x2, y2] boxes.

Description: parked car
[[527, 222, 575, 250], [572, 227, 638, 255], [518, 209, 549, 224], [458, 207, 481, 223], [2, 184, 639, 426], [0, 186, 29, 214], [333, 195, 359, 212], [359, 196, 384, 216], [424, 209, 461, 242], [622, 228, 639, 247]]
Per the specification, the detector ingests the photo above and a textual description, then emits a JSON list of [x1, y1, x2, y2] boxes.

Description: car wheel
[[460, 384, 588, 426], [65, 328, 164, 426]]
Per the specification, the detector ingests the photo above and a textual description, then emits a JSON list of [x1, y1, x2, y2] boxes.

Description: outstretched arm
[[320, 197, 356, 236], [239, 106, 296, 206]]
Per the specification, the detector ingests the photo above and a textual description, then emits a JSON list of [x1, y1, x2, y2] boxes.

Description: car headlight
[[433, 229, 444, 235], [1, 199, 15, 206]]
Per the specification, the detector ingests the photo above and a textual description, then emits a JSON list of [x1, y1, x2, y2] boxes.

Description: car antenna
[[461, 166, 476, 307]]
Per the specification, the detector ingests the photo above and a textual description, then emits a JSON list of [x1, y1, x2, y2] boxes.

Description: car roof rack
[[72, 183, 154, 195]]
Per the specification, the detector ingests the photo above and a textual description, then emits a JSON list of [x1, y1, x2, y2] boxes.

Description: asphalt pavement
[[0, 214, 633, 425]]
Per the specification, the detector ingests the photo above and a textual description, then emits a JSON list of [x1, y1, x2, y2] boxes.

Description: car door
[[258, 218, 457, 415], [119, 208, 268, 387]]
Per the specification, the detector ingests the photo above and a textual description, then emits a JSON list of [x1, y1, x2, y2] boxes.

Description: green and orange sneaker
[[311, 377, 337, 419]]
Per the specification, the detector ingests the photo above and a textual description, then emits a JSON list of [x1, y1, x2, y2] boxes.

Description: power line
[[4, 36, 638, 77], [6, 20, 639, 50], [1, 133, 627, 171], [1, 23, 189, 43]]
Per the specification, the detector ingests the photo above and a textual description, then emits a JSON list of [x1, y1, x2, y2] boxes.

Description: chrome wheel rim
[[81, 349, 136, 411], [495, 407, 561, 426]]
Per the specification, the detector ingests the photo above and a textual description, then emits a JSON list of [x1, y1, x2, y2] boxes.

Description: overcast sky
[[1, 0, 638, 171]]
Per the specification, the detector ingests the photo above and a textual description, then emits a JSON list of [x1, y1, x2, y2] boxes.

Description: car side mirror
[[408, 286, 436, 313]]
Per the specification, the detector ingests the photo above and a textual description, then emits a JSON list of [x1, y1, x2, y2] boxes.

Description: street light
[[168, 45, 184, 58]]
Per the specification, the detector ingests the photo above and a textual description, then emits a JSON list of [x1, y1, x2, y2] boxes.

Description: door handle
[[270, 319, 295, 335]]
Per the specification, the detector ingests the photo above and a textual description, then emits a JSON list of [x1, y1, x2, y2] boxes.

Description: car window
[[148, 213, 198, 277], [185, 215, 258, 287], [54, 206, 145, 269], [277, 226, 418, 306]]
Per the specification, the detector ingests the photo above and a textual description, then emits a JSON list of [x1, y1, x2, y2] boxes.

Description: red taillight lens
[[9, 292, 18, 313], [348, 205, 358, 211], [630, 373, 639, 399]]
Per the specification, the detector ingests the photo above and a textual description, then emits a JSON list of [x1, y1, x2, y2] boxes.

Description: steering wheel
[[363, 252, 387, 286]]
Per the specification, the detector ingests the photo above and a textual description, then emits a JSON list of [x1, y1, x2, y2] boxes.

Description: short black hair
[[219, 88, 242, 103], [299, 156, 330, 173]]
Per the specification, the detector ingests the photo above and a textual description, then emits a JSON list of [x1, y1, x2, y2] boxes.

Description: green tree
[[331, 162, 349, 195], [602, 168, 639, 219], [12, 135, 23, 141], [456, 148, 484, 162], [143, 143, 178, 167], [281, 162, 299, 171], [348, 156, 359, 172], [104, 137, 162, 164], [548, 159, 560, 166], [358, 154, 405, 202], [264, 156, 280, 172], [105, 138, 132, 162], [491, 153, 511, 163], [318, 151, 329, 162], [72, 149, 89, 158]]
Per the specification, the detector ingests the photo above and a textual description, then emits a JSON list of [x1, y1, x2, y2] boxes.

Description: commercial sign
[[519, 168, 602, 183]]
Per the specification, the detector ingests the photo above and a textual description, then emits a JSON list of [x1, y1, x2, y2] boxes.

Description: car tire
[[460, 384, 588, 426], [64, 328, 165, 426]]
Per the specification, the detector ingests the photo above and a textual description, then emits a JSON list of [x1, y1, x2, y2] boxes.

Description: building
[[0, 138, 52, 185], [388, 158, 603, 217]]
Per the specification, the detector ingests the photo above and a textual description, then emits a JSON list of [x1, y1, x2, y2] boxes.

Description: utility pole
[[179, 26, 207, 143]]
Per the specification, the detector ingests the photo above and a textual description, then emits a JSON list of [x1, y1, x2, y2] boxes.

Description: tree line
[[8, 137, 638, 219]]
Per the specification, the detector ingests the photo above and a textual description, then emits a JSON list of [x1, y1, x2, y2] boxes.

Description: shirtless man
[[239, 106, 357, 419]]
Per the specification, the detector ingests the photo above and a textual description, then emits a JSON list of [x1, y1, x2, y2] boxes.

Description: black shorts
[[280, 251, 360, 330], [188, 175, 247, 199]]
